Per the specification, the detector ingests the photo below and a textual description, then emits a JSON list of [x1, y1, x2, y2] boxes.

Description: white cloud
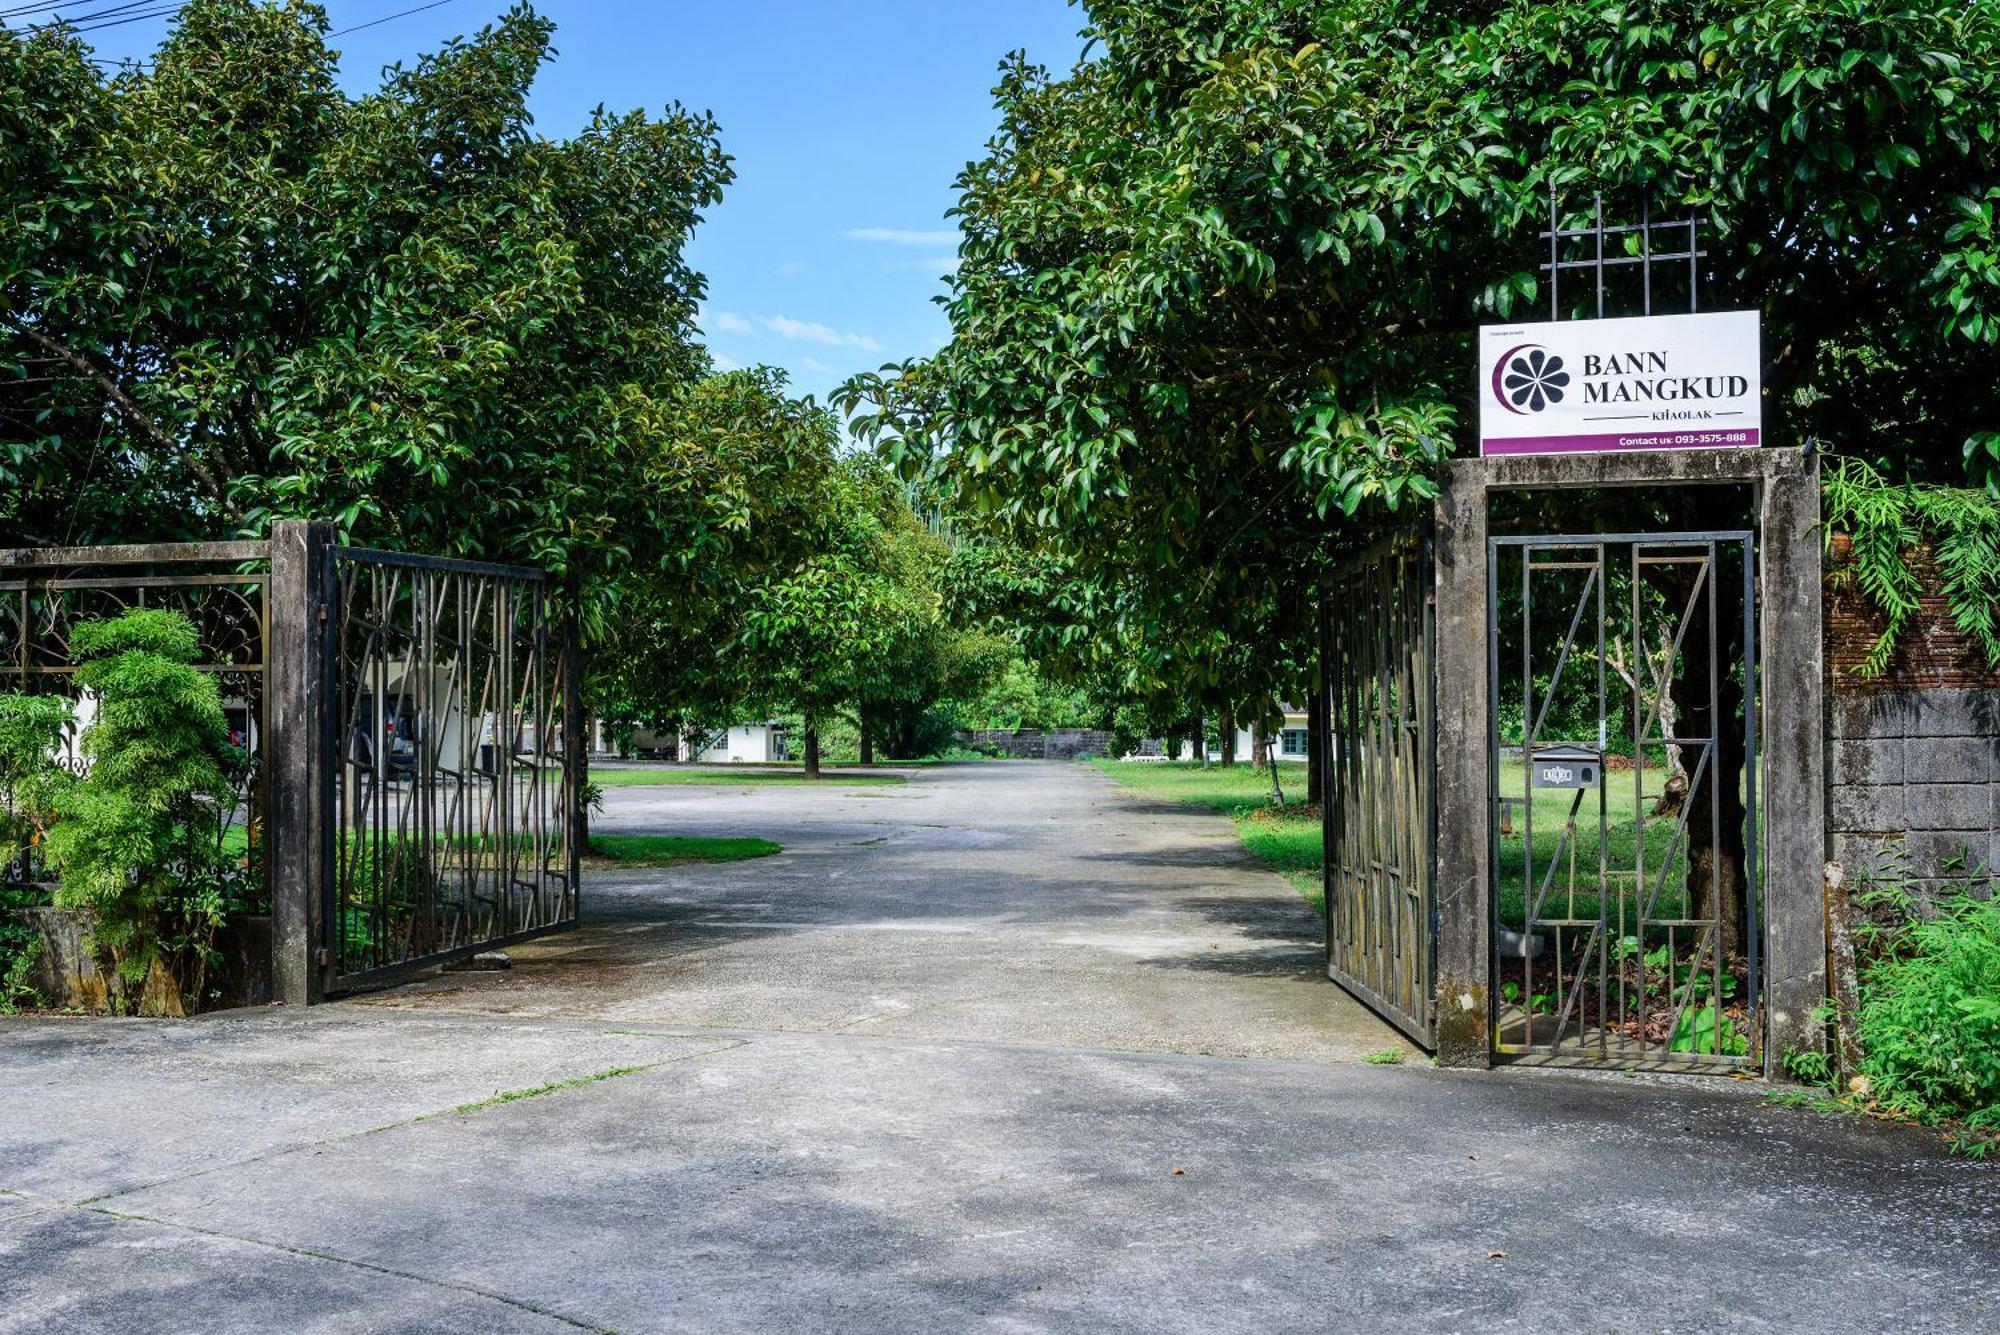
[[798, 356, 834, 375], [842, 227, 958, 247], [702, 307, 754, 335], [763, 314, 881, 352], [774, 260, 807, 277], [712, 351, 742, 372], [883, 254, 963, 275]]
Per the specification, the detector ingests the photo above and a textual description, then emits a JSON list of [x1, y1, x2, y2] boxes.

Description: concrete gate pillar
[[1430, 448, 1825, 1076]]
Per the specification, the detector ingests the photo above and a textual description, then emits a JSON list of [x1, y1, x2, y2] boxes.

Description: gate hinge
[[317, 602, 328, 624], [316, 946, 329, 967]]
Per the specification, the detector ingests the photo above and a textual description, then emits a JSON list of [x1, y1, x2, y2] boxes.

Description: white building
[[626, 721, 790, 763], [1161, 707, 1311, 762], [693, 723, 789, 764]]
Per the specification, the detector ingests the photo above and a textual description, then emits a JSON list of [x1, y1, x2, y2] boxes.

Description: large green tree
[[735, 456, 944, 776], [845, 0, 2000, 712], [1, 1, 731, 632]]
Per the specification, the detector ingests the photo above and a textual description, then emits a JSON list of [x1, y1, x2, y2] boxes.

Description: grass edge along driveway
[[585, 834, 782, 867], [1090, 760, 1323, 908]]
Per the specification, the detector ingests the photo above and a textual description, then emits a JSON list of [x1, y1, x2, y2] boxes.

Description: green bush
[[0, 693, 77, 1012], [0, 692, 75, 876], [42, 610, 244, 1015], [1854, 890, 2000, 1145], [1849, 861, 2000, 1153]]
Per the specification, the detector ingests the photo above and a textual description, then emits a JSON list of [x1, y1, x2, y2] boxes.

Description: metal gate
[[1322, 530, 1437, 1046], [1488, 532, 1760, 1067], [323, 547, 581, 992]]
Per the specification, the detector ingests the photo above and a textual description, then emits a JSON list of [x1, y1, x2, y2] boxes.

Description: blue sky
[[63, 0, 1088, 403]]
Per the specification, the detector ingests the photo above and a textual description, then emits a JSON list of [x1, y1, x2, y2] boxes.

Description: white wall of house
[[696, 723, 788, 764], [1159, 713, 1310, 763]]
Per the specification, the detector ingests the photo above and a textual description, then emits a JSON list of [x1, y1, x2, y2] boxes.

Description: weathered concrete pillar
[[269, 520, 335, 1006], [1758, 449, 1827, 1076], [1432, 460, 1493, 1067]]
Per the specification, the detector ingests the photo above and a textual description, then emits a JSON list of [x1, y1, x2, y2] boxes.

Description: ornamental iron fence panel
[[0, 543, 269, 908], [1321, 529, 1437, 1047], [1487, 532, 1761, 1069], [322, 545, 582, 992]]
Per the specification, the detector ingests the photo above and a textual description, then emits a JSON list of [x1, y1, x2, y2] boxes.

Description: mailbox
[[1531, 744, 1602, 790]]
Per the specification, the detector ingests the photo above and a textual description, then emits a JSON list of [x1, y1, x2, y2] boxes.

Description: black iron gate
[[322, 547, 581, 992], [1488, 532, 1760, 1067], [1322, 530, 1437, 1047]]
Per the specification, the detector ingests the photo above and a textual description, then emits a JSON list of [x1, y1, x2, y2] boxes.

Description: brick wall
[[1825, 536, 2000, 897]]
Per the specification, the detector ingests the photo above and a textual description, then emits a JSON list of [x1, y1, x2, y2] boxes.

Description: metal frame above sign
[[1477, 192, 1764, 459]]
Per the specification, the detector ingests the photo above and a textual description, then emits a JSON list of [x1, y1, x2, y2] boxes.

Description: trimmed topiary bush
[[43, 609, 243, 1015]]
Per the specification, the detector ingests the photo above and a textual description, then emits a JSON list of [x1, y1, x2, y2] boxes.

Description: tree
[[1, 2, 731, 633], [846, 0, 2000, 937], [588, 368, 844, 740], [735, 456, 940, 777]]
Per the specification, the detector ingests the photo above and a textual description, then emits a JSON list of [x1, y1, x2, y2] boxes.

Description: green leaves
[[38, 609, 239, 1011], [842, 0, 2000, 723], [1824, 456, 2000, 675], [1, 2, 731, 641]]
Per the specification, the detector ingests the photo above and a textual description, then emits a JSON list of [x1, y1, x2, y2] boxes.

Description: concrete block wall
[[1827, 692, 2000, 897], [1825, 538, 2000, 899], [954, 729, 1114, 760]]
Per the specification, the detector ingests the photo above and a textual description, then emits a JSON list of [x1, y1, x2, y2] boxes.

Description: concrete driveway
[[2, 761, 1994, 1332]]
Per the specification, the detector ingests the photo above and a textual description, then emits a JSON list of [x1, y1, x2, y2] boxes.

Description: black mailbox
[[1531, 744, 1601, 790]]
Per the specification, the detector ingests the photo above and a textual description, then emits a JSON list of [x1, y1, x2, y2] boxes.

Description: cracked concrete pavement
[[2, 761, 1995, 1332]]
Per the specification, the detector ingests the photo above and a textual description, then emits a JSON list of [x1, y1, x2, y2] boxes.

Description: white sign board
[[1478, 310, 1761, 457]]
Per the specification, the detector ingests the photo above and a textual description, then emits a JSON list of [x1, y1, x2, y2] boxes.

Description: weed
[[443, 1064, 649, 1117], [1782, 1046, 1836, 1088], [0, 934, 41, 1014], [1362, 1047, 1405, 1065]]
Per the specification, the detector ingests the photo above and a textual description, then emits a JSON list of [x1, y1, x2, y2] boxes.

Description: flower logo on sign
[[1497, 347, 1570, 413]]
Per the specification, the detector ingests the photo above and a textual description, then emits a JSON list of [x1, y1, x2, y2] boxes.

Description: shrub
[[0, 692, 75, 877], [1852, 866, 2000, 1152], [42, 609, 242, 1015], [0, 693, 78, 1012]]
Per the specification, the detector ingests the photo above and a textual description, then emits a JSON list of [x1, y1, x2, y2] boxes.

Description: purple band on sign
[[1482, 428, 1761, 457]]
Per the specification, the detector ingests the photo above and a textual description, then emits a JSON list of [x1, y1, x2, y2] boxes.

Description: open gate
[[320, 546, 582, 993], [1321, 530, 1437, 1047]]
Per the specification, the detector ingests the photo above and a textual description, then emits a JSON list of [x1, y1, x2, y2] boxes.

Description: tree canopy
[[2, 1, 729, 631], [844, 0, 2000, 717]]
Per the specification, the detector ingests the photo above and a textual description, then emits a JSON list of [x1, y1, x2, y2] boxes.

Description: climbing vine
[[1822, 457, 2000, 677]]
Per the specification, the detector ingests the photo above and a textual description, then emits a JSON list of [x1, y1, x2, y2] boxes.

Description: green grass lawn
[[591, 768, 903, 788], [1492, 759, 1748, 931], [1090, 760, 1323, 908], [585, 834, 781, 867], [1093, 756, 1735, 928]]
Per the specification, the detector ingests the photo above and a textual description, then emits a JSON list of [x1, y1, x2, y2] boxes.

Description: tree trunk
[[1250, 722, 1269, 769], [1219, 705, 1237, 766], [1306, 685, 1325, 807], [803, 725, 822, 780], [858, 702, 874, 765], [1667, 543, 1748, 958], [1189, 710, 1205, 766]]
